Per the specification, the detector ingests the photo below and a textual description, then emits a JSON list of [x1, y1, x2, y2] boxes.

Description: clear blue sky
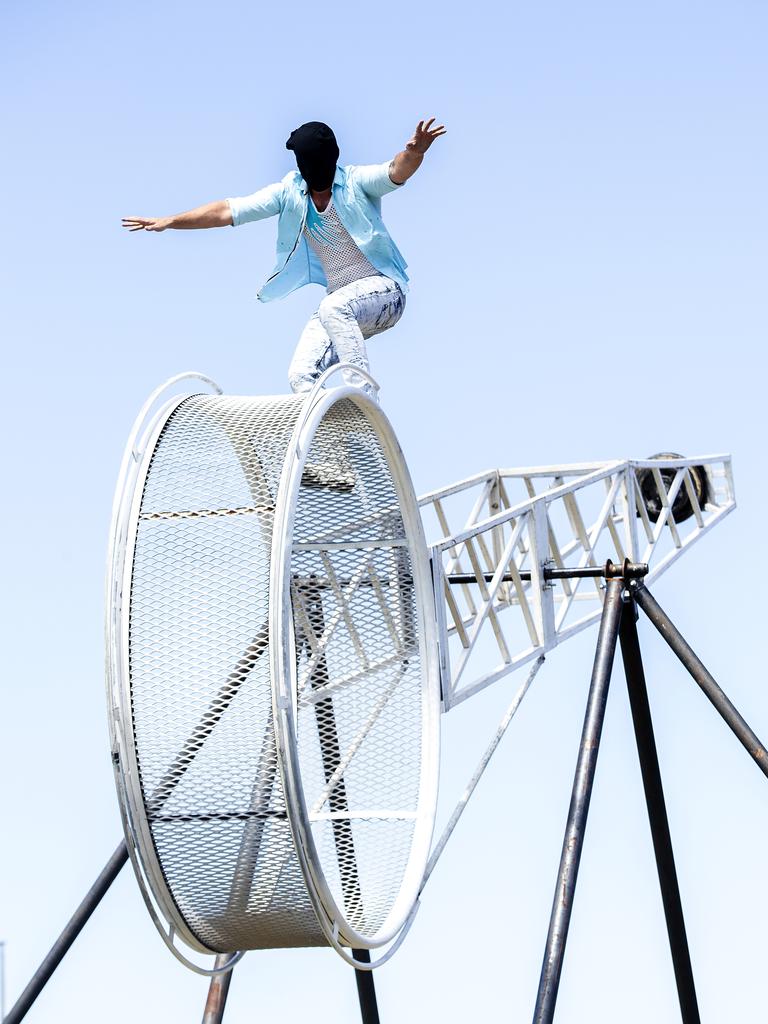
[[1, 1, 767, 1021]]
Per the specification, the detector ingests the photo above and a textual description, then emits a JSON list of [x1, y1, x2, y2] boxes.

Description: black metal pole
[[446, 560, 649, 586], [353, 949, 381, 1024], [532, 578, 624, 1024], [201, 955, 234, 1024], [619, 599, 701, 1024], [4, 842, 129, 1024], [635, 586, 768, 779]]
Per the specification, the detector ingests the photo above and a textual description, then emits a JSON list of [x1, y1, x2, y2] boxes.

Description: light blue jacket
[[227, 162, 409, 302]]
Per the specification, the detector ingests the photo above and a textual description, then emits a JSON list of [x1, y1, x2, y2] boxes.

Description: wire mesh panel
[[108, 379, 440, 963], [113, 391, 327, 953], [274, 397, 440, 949]]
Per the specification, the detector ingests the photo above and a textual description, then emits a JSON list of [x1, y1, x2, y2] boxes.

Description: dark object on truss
[[636, 453, 710, 524]]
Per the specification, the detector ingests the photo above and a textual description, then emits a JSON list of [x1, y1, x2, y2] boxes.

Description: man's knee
[[287, 352, 315, 394], [317, 293, 352, 329], [288, 369, 315, 394]]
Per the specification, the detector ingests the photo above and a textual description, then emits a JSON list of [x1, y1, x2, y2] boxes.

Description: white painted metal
[[106, 372, 246, 975], [271, 383, 441, 956], [107, 367, 441, 972], [421, 655, 545, 889], [420, 457, 735, 709]]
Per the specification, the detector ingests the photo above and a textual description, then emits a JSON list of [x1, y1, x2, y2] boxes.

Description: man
[[123, 117, 446, 399]]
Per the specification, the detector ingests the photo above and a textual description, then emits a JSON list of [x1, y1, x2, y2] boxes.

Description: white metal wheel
[[271, 386, 441, 951], [107, 372, 440, 966]]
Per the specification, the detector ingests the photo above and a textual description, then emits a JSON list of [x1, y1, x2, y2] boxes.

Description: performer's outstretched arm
[[122, 200, 233, 232], [389, 117, 447, 185]]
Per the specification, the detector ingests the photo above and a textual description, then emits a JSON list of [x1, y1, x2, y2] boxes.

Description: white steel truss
[[419, 456, 735, 709]]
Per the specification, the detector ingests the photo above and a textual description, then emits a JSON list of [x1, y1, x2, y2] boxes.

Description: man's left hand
[[405, 117, 447, 154]]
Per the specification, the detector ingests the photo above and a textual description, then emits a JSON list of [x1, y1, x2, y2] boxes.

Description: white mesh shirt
[[304, 198, 381, 292]]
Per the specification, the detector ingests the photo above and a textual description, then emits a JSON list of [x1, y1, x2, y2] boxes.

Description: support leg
[[353, 949, 381, 1024], [4, 842, 129, 1024], [532, 579, 624, 1024], [201, 955, 234, 1024], [634, 587, 768, 778], [619, 599, 700, 1024]]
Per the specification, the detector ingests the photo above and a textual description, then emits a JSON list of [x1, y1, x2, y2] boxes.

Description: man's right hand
[[121, 201, 232, 232], [122, 216, 172, 232]]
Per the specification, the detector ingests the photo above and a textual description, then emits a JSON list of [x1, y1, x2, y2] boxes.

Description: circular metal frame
[[107, 368, 440, 970], [270, 381, 442, 953], [106, 372, 245, 973]]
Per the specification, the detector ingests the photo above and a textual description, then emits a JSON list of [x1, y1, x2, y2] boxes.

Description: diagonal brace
[[634, 585, 768, 778], [619, 597, 700, 1024]]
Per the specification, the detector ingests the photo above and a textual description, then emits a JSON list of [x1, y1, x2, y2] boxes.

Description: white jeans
[[288, 275, 405, 399]]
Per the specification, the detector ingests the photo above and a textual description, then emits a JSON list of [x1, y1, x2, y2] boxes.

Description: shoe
[[301, 460, 356, 493]]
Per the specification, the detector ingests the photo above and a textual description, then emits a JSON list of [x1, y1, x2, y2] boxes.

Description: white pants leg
[[288, 275, 405, 398]]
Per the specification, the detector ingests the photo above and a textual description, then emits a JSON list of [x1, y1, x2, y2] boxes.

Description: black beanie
[[286, 121, 339, 191]]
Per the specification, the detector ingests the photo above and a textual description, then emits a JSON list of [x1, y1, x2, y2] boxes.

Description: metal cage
[[106, 373, 441, 966]]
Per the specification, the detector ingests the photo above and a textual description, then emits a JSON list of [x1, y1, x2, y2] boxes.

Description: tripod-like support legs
[[11, 571, 766, 1024], [532, 574, 768, 1023]]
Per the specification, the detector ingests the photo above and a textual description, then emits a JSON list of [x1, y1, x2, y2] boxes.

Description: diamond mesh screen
[[286, 400, 430, 942], [127, 393, 326, 952], [118, 389, 437, 957]]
